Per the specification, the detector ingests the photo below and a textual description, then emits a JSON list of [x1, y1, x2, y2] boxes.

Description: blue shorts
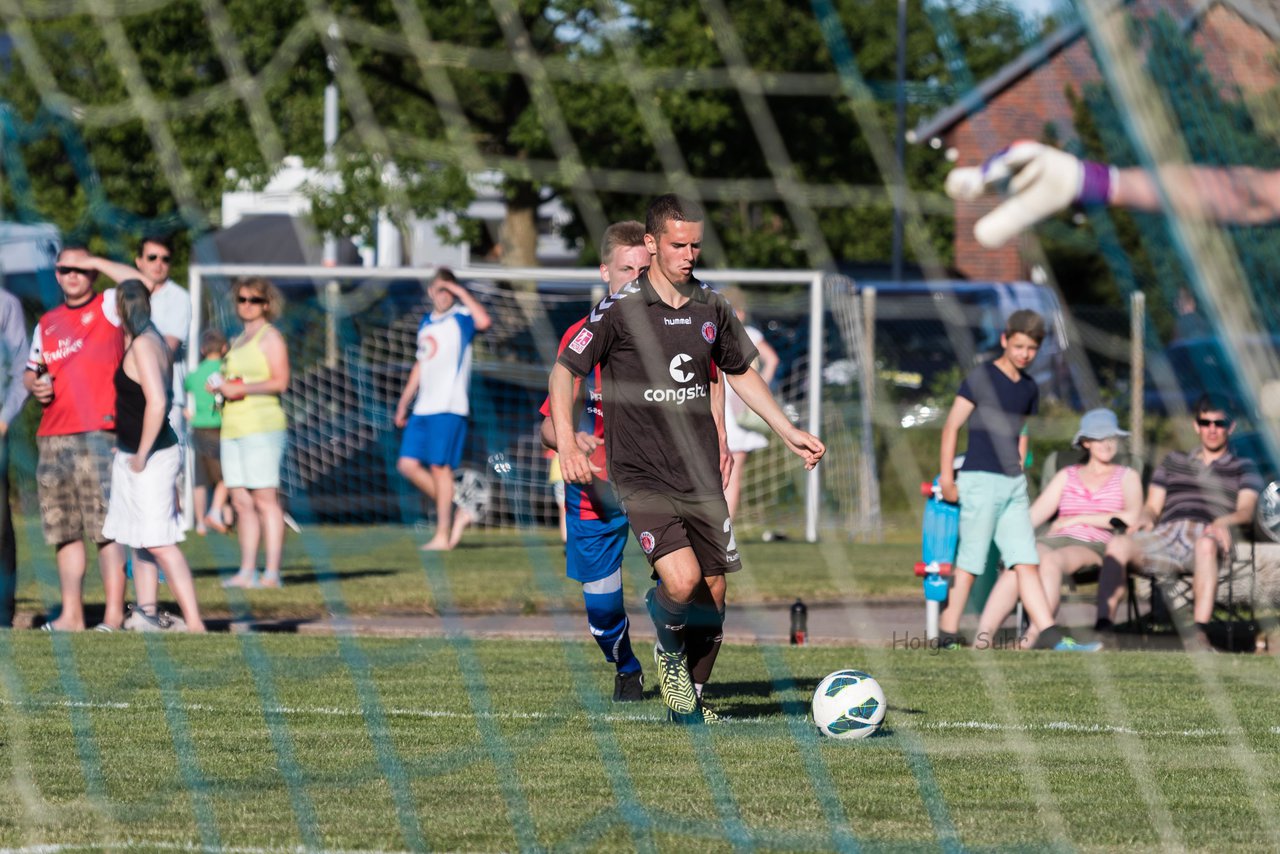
[[566, 510, 629, 584], [400, 414, 466, 468]]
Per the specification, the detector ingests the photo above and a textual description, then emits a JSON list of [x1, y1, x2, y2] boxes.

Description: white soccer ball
[[811, 669, 886, 740]]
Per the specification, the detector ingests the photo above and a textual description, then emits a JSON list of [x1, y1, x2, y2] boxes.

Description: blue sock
[[583, 570, 641, 673]]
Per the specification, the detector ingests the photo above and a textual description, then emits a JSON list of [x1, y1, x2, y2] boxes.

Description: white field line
[[1, 696, 1274, 739]]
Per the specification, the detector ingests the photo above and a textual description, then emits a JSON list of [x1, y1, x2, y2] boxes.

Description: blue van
[[854, 279, 1074, 404]]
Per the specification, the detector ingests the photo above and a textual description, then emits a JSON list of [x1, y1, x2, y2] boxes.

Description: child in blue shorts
[[937, 309, 1101, 652]]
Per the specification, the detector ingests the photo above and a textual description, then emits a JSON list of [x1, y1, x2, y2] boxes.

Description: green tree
[[1, 0, 1029, 269]]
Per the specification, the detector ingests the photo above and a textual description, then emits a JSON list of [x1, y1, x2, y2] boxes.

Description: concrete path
[[230, 597, 1132, 649]]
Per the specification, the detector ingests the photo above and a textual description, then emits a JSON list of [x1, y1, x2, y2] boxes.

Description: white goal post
[[189, 263, 866, 543]]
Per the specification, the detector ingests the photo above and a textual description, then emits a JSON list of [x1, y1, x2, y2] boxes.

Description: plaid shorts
[[1134, 519, 1210, 577], [36, 431, 115, 546]]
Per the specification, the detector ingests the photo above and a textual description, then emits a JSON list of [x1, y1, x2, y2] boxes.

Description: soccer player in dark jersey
[[538, 221, 653, 701], [550, 195, 825, 723]]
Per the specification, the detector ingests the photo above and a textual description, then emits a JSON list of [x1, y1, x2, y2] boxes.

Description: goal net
[[189, 264, 879, 542]]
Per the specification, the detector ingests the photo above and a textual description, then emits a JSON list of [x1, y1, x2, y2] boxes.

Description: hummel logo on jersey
[[663, 317, 691, 326], [588, 281, 640, 323], [668, 354, 694, 383]]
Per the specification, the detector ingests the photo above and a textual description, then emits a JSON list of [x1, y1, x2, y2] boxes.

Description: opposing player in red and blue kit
[[550, 196, 825, 723], [540, 222, 656, 701]]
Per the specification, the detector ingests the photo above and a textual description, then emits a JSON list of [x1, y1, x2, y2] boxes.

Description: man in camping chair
[[1099, 395, 1261, 651]]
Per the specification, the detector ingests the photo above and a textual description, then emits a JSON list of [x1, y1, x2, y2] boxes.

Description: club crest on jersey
[[568, 328, 594, 354], [639, 531, 656, 553], [701, 322, 717, 343]]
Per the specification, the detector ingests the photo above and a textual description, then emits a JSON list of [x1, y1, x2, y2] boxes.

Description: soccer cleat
[[666, 702, 727, 726], [655, 650, 698, 715], [613, 670, 645, 702], [1052, 636, 1103, 652], [696, 702, 727, 725]]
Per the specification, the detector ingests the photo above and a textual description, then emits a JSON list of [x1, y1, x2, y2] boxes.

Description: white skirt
[[102, 444, 186, 549], [725, 384, 769, 454]]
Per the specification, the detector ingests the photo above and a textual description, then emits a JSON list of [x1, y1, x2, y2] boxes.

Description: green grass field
[[8, 523, 1280, 851], [12, 522, 924, 623], [3, 633, 1280, 852]]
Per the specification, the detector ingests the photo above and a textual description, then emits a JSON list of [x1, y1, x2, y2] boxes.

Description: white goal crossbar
[[189, 264, 828, 542]]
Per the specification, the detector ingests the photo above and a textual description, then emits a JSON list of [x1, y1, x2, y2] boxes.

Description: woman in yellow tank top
[[214, 277, 291, 589]]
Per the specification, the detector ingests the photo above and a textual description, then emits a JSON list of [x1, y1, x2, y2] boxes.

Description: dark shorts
[[621, 489, 741, 578], [192, 427, 223, 489], [36, 431, 115, 546]]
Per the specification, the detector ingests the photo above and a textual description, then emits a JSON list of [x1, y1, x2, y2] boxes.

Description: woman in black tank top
[[100, 280, 206, 633]]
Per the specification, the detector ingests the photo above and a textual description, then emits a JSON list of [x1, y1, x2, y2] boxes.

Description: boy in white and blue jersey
[[395, 268, 491, 550]]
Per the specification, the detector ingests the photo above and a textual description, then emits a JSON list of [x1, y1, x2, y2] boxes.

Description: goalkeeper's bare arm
[[945, 140, 1280, 247]]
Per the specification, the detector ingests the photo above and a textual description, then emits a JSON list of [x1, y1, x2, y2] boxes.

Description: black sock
[[647, 585, 688, 654], [1097, 555, 1125, 625], [687, 604, 725, 686], [1036, 625, 1065, 649]]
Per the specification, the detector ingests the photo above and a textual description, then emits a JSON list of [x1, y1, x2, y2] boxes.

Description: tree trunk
[[500, 179, 539, 268]]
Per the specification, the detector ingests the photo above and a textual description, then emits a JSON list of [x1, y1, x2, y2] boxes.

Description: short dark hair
[[117, 279, 153, 338], [645, 194, 704, 238], [1004, 309, 1046, 344], [199, 328, 228, 357], [56, 244, 90, 262], [601, 221, 645, 263], [137, 235, 174, 258], [1194, 393, 1234, 420], [432, 266, 458, 285]]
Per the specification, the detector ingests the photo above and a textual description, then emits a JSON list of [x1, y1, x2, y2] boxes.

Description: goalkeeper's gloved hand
[[943, 140, 1116, 248]]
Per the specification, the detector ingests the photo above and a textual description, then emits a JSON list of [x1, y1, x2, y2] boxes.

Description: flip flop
[[221, 572, 259, 589], [204, 514, 229, 535], [94, 624, 119, 633], [257, 574, 284, 589]]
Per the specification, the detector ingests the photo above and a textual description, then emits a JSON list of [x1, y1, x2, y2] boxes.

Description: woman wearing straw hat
[[976, 408, 1143, 649]]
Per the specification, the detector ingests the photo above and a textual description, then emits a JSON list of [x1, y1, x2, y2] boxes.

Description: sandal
[[204, 513, 229, 535], [221, 572, 259, 589], [93, 624, 119, 633]]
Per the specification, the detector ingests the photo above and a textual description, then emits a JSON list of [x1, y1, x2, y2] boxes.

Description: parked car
[[855, 279, 1076, 408]]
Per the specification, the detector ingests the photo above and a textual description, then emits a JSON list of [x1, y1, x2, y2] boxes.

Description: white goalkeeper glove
[[944, 141, 1117, 248]]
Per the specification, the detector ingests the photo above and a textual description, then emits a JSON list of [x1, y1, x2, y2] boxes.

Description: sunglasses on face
[[55, 266, 91, 276], [145, 254, 171, 263], [1196, 418, 1231, 428], [237, 295, 268, 305]]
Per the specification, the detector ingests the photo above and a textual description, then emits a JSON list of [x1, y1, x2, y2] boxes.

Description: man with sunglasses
[[135, 236, 190, 437], [24, 245, 150, 630], [1099, 394, 1261, 650]]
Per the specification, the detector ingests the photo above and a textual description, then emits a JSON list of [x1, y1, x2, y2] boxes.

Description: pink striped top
[[1054, 464, 1129, 543]]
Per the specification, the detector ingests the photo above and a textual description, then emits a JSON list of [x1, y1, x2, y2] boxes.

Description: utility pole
[[323, 59, 340, 367], [893, 0, 907, 282]]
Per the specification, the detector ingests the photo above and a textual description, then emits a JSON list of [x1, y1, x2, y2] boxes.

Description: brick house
[[909, 0, 1280, 281]]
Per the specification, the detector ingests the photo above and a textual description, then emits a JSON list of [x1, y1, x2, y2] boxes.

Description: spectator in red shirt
[[26, 246, 149, 631]]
